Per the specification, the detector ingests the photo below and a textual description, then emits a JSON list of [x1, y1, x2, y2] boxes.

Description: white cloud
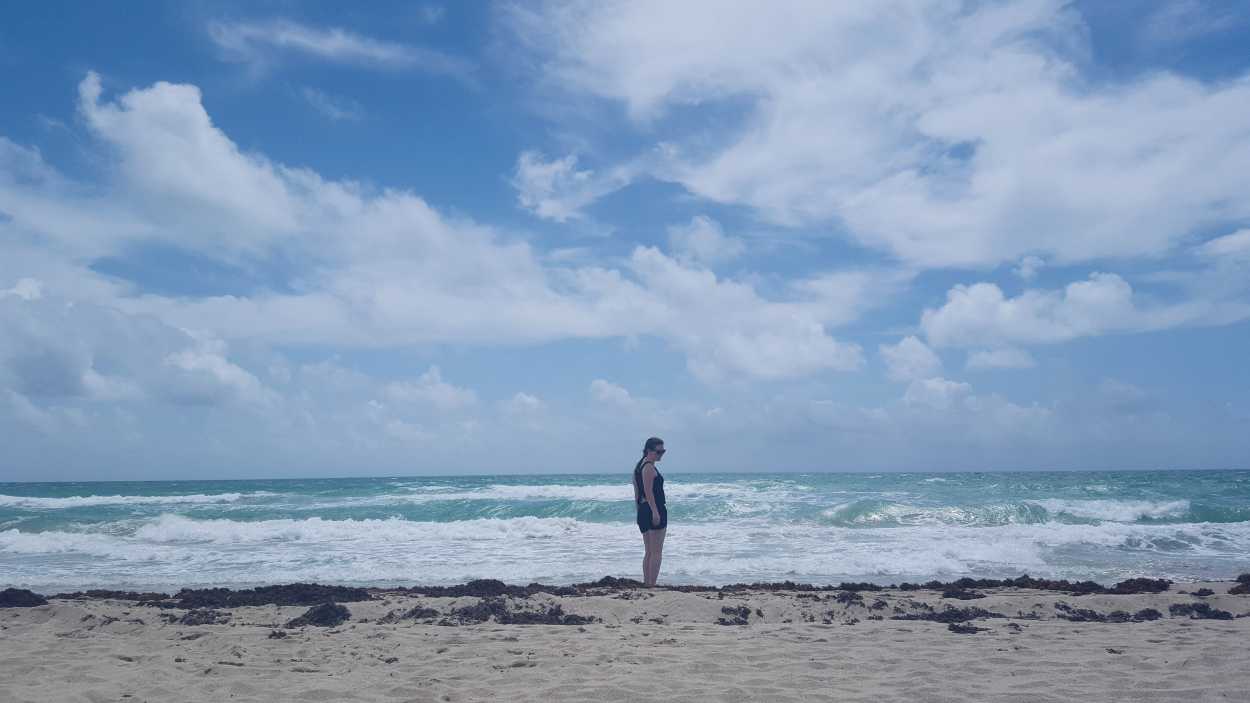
[[625, 247, 864, 382], [1197, 228, 1250, 261], [7, 72, 878, 385], [208, 19, 472, 77], [384, 366, 477, 411], [966, 347, 1036, 370], [503, 391, 544, 414], [1140, 0, 1246, 46], [0, 277, 42, 300], [903, 377, 972, 411], [511, 151, 634, 222], [77, 71, 302, 248], [589, 379, 633, 406], [301, 87, 364, 122], [1014, 255, 1045, 281], [920, 272, 1250, 349], [879, 336, 942, 382], [0, 288, 271, 408], [162, 339, 273, 406], [513, 0, 1250, 268], [666, 215, 744, 267]]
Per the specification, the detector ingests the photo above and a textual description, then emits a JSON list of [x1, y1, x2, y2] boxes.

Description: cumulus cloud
[[384, 366, 477, 411], [625, 247, 864, 382], [0, 286, 270, 409], [666, 215, 745, 267], [589, 379, 633, 406], [503, 392, 544, 414], [879, 336, 942, 382], [903, 377, 972, 411], [511, 0, 1250, 268], [1014, 256, 1045, 281], [920, 272, 1250, 348], [0, 73, 877, 386]]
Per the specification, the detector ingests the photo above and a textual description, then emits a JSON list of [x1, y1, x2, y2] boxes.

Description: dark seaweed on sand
[[0, 588, 48, 608], [176, 583, 372, 609], [1169, 602, 1234, 620], [284, 602, 351, 628]]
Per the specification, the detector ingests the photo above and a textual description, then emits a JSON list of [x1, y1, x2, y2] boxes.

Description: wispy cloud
[[1140, 0, 1247, 46], [208, 19, 473, 79], [418, 5, 446, 25], [301, 87, 364, 122]]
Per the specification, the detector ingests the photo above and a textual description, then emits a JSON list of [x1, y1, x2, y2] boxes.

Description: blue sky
[[1, 0, 1249, 481]]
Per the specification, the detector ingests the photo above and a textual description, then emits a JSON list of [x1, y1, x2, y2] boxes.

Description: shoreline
[[8, 572, 1247, 603], [4, 576, 1250, 701]]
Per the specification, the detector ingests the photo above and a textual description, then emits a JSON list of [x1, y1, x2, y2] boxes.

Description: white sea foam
[[5, 513, 1249, 591], [1031, 499, 1191, 522], [0, 492, 272, 510], [384, 482, 797, 503]]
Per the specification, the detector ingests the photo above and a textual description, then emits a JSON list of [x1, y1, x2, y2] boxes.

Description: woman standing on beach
[[633, 437, 667, 587]]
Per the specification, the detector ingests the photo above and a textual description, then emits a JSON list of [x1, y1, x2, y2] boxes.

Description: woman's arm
[[642, 463, 660, 523]]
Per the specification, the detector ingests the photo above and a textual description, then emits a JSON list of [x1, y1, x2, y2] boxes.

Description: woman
[[632, 437, 667, 587]]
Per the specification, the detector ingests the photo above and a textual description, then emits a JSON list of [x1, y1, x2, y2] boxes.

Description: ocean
[[1, 470, 1248, 593]]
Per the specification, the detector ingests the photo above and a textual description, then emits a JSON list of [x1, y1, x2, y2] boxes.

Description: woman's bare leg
[[641, 531, 654, 586], [649, 528, 666, 585]]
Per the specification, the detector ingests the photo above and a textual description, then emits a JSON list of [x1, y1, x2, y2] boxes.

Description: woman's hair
[[642, 437, 664, 455], [634, 437, 665, 497], [635, 432, 665, 487]]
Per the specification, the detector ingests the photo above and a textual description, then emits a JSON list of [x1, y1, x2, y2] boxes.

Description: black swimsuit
[[634, 463, 667, 533]]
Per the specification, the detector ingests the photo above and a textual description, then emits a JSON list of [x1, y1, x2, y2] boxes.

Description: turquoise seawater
[[1, 470, 1248, 592]]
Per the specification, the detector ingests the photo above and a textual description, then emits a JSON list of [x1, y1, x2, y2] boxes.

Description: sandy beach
[[3, 577, 1249, 702]]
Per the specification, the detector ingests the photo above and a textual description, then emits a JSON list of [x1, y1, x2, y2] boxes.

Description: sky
[[1, 0, 1249, 481]]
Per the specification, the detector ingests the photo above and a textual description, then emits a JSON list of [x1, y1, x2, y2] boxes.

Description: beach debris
[[1229, 574, 1250, 595], [834, 591, 864, 606], [941, 588, 986, 600], [836, 582, 886, 592], [897, 575, 1171, 596], [402, 578, 580, 599], [267, 630, 288, 639], [371, 574, 1177, 601], [177, 609, 228, 626], [378, 605, 439, 624], [947, 623, 987, 634], [1053, 603, 1162, 623], [574, 576, 647, 590], [891, 606, 1007, 624], [284, 603, 351, 628], [442, 597, 597, 625], [716, 605, 751, 625], [0, 588, 48, 608], [1107, 578, 1172, 595], [1106, 648, 1124, 654], [176, 583, 371, 609], [1192, 588, 1215, 597], [49, 589, 173, 606], [1169, 602, 1234, 620]]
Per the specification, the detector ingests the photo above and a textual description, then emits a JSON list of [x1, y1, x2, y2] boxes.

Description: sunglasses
[[653, 448, 666, 455]]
